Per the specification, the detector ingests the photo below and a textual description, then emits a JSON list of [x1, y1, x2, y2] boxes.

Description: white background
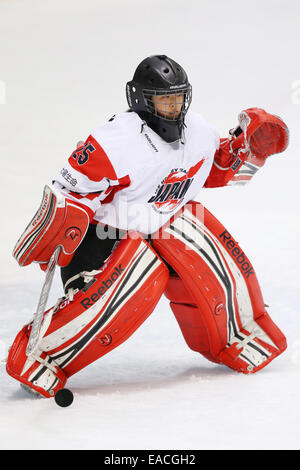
[[0, 0, 299, 450]]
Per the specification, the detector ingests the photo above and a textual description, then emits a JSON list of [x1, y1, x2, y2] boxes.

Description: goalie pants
[[61, 224, 176, 291], [61, 224, 127, 291]]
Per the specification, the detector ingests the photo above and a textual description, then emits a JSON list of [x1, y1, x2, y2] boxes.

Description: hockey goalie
[[7, 55, 289, 398]]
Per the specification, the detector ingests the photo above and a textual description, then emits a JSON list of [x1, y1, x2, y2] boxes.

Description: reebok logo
[[231, 157, 242, 172], [65, 226, 82, 241], [219, 230, 254, 278], [80, 264, 124, 309], [32, 193, 49, 227]]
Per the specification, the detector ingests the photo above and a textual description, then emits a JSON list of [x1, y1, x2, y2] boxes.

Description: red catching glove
[[204, 108, 289, 188]]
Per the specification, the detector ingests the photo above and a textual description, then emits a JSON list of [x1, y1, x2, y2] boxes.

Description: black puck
[[54, 388, 74, 407]]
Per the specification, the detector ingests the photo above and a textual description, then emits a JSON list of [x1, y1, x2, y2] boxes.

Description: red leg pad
[[7, 233, 169, 397], [153, 202, 287, 374], [170, 302, 218, 364]]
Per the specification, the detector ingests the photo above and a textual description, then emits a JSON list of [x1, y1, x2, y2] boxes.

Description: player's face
[[152, 93, 184, 119]]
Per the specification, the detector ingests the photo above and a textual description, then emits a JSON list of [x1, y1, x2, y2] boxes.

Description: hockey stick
[[26, 246, 61, 356]]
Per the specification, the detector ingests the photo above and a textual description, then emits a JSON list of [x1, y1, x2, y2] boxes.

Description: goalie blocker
[[152, 202, 287, 373], [13, 185, 91, 269]]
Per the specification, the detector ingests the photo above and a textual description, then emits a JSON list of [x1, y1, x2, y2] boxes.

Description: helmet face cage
[[142, 85, 192, 122]]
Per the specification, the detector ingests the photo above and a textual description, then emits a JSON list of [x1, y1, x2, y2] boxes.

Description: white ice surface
[[0, 0, 299, 450]]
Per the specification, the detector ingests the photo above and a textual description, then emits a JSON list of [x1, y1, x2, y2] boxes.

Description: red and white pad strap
[[13, 185, 90, 268]]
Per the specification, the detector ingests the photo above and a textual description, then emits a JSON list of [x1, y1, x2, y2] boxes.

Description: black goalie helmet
[[126, 55, 192, 143]]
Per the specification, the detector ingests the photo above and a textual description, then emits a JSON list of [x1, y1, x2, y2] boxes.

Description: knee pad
[[6, 232, 169, 397], [152, 202, 287, 373]]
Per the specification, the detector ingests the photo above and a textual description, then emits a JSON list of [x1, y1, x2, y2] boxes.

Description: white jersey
[[53, 110, 219, 234]]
